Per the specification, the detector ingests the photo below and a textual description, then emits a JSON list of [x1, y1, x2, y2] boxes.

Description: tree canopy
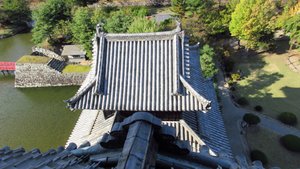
[[66, 0, 98, 6], [32, 0, 71, 44], [284, 14, 300, 49], [104, 10, 133, 33], [127, 17, 160, 33], [200, 44, 218, 78], [2, 0, 31, 25], [279, 2, 300, 49], [71, 7, 94, 58], [229, 0, 278, 49], [171, 0, 238, 42], [243, 113, 260, 125]]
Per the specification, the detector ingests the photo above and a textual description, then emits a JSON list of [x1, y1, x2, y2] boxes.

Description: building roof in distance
[[61, 45, 86, 56]]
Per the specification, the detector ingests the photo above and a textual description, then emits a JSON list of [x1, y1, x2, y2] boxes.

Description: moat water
[[0, 33, 80, 151]]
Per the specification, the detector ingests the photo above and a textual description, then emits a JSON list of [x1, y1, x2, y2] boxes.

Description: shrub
[[224, 58, 235, 72], [237, 97, 249, 106], [254, 105, 263, 112], [250, 150, 268, 165], [243, 113, 260, 125], [230, 86, 236, 91], [280, 135, 300, 152], [277, 112, 298, 126], [231, 73, 241, 81]]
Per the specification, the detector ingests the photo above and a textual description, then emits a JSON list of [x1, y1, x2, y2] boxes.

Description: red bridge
[[0, 62, 16, 71]]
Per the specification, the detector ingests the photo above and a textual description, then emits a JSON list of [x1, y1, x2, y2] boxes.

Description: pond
[[0, 33, 80, 151]]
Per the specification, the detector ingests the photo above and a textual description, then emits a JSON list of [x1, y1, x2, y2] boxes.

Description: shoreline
[[0, 26, 31, 40]]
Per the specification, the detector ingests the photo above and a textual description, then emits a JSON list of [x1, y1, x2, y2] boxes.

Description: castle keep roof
[[66, 25, 211, 111]]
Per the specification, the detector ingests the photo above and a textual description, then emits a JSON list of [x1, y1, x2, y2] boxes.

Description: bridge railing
[[0, 62, 16, 71]]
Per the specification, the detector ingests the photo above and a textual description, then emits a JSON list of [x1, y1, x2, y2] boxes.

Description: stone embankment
[[15, 63, 87, 88], [32, 46, 65, 61]]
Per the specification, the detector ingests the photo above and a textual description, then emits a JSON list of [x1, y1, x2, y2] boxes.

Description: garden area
[[16, 55, 51, 64], [246, 128, 300, 168], [230, 48, 300, 129], [62, 64, 91, 73]]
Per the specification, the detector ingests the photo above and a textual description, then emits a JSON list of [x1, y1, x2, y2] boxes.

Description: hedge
[[250, 150, 268, 165], [280, 135, 300, 152], [237, 97, 249, 106], [243, 113, 260, 125], [277, 112, 298, 126], [254, 105, 263, 112]]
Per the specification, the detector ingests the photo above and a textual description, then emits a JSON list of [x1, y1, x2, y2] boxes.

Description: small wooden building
[[61, 45, 86, 63]]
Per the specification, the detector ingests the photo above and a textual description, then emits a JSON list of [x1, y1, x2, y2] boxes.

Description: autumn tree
[[276, 0, 298, 28], [229, 0, 278, 49]]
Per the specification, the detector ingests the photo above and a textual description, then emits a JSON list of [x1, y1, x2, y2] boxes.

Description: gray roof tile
[[67, 27, 211, 111]]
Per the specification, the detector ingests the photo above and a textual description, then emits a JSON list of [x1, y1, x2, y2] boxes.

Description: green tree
[[229, 0, 278, 49], [91, 7, 109, 26], [127, 17, 160, 33], [104, 10, 133, 33], [66, 0, 97, 6], [170, 0, 186, 17], [0, 9, 9, 26], [52, 20, 72, 42], [172, 0, 232, 38], [185, 0, 214, 11], [219, 0, 240, 30], [2, 0, 31, 25], [276, 0, 298, 28], [32, 0, 71, 44], [200, 44, 218, 78], [71, 7, 94, 58], [243, 113, 260, 125], [284, 14, 300, 50]]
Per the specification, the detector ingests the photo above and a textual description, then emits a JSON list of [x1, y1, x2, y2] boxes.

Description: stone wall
[[15, 63, 87, 88]]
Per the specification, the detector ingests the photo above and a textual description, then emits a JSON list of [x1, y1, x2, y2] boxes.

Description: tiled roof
[[61, 45, 86, 56], [66, 25, 211, 111], [179, 46, 233, 158]]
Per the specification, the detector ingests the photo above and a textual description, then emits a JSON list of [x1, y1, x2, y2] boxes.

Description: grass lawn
[[247, 127, 300, 168], [62, 64, 91, 73], [17, 55, 51, 64], [233, 49, 300, 129]]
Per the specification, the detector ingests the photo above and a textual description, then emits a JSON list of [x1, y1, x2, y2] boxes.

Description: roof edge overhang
[[96, 21, 182, 38], [179, 76, 211, 112]]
